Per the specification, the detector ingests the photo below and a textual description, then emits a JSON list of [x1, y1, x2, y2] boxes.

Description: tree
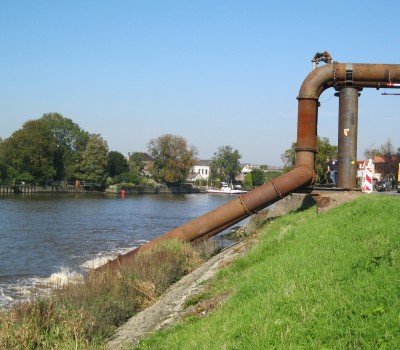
[[147, 134, 198, 184], [40, 113, 89, 180], [108, 151, 129, 178], [209, 146, 241, 183], [264, 170, 282, 183], [370, 139, 400, 184], [79, 134, 109, 188], [364, 144, 382, 160], [243, 172, 252, 190], [280, 143, 296, 171], [281, 136, 337, 184], [250, 168, 265, 187], [129, 152, 147, 176], [0, 119, 57, 183]]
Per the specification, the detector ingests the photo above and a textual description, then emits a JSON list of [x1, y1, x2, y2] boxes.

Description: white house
[[189, 161, 284, 183], [235, 164, 253, 182], [188, 160, 211, 181]]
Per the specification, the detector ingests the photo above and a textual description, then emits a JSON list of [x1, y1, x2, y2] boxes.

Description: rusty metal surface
[[337, 87, 359, 189], [96, 54, 400, 272], [334, 63, 400, 83]]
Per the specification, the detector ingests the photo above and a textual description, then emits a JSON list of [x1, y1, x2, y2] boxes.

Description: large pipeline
[[98, 52, 400, 271]]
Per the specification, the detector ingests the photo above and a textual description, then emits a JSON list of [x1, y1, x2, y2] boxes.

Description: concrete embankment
[[106, 193, 323, 349], [0, 184, 205, 195], [0, 184, 76, 194], [105, 184, 205, 194]]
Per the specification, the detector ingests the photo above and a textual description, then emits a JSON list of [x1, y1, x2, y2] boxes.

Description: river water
[[0, 193, 237, 309]]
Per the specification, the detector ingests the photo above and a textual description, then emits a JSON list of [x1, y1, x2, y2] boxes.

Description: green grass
[[136, 195, 400, 350]]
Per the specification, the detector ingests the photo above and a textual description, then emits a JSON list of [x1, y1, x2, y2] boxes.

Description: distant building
[[188, 160, 211, 181], [235, 164, 283, 182], [235, 164, 253, 182], [188, 159, 285, 183]]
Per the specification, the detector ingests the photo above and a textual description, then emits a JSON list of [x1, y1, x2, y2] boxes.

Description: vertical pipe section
[[95, 59, 400, 273], [295, 98, 319, 167], [337, 87, 360, 189]]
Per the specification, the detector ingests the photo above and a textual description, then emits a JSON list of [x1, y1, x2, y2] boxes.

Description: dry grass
[[0, 239, 208, 349]]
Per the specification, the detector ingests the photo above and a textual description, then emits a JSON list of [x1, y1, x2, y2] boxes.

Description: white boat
[[206, 182, 247, 195]]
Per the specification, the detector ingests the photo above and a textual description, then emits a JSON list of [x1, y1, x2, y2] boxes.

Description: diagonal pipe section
[[96, 54, 400, 271]]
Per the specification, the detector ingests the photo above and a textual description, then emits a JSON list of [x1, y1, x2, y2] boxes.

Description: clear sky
[[1, 1, 399, 165]]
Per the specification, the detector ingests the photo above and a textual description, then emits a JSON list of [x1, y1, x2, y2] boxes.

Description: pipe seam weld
[[294, 147, 317, 153], [271, 179, 284, 199], [238, 194, 258, 215]]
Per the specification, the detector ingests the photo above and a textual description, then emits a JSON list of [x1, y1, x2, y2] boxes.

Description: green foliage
[[243, 172, 252, 190], [107, 151, 129, 178], [280, 141, 296, 170], [118, 171, 143, 185], [0, 113, 89, 184], [250, 168, 264, 187], [264, 170, 282, 183], [209, 145, 241, 182], [281, 136, 337, 183], [194, 179, 207, 186], [315, 136, 338, 183], [79, 134, 109, 188], [148, 134, 198, 184], [136, 196, 400, 349], [129, 152, 146, 176], [40, 113, 89, 180], [0, 119, 57, 183]]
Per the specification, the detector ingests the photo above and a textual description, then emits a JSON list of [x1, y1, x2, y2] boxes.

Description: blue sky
[[1, 1, 399, 165]]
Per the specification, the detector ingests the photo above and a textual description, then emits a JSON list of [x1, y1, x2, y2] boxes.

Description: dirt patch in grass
[[313, 191, 362, 213]]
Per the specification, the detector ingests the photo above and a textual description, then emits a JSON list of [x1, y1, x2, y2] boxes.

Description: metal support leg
[[336, 87, 361, 189]]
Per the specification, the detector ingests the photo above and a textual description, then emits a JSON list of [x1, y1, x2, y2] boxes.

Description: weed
[[0, 239, 206, 349]]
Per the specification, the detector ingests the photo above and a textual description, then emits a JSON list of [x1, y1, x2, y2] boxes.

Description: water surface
[[0, 193, 235, 308]]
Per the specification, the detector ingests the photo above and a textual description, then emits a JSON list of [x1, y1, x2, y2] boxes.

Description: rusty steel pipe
[[334, 63, 400, 83], [96, 165, 314, 271], [337, 87, 360, 189], [96, 54, 400, 272]]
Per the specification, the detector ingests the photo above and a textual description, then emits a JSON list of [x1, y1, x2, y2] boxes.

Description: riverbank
[[0, 183, 205, 195], [105, 183, 204, 194], [112, 193, 400, 349], [107, 192, 358, 348]]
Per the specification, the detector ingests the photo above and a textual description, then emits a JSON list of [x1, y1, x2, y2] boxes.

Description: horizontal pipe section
[[96, 56, 400, 273], [334, 63, 400, 83]]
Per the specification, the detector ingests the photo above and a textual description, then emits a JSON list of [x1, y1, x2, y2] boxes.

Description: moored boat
[[206, 182, 247, 195]]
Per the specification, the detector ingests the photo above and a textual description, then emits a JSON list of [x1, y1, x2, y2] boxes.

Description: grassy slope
[[136, 195, 400, 350]]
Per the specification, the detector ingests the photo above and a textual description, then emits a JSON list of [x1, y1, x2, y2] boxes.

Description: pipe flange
[[294, 147, 318, 153]]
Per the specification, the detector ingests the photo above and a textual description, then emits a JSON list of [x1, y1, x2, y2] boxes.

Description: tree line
[[280, 136, 400, 185], [0, 113, 277, 190], [8, 112, 385, 190]]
